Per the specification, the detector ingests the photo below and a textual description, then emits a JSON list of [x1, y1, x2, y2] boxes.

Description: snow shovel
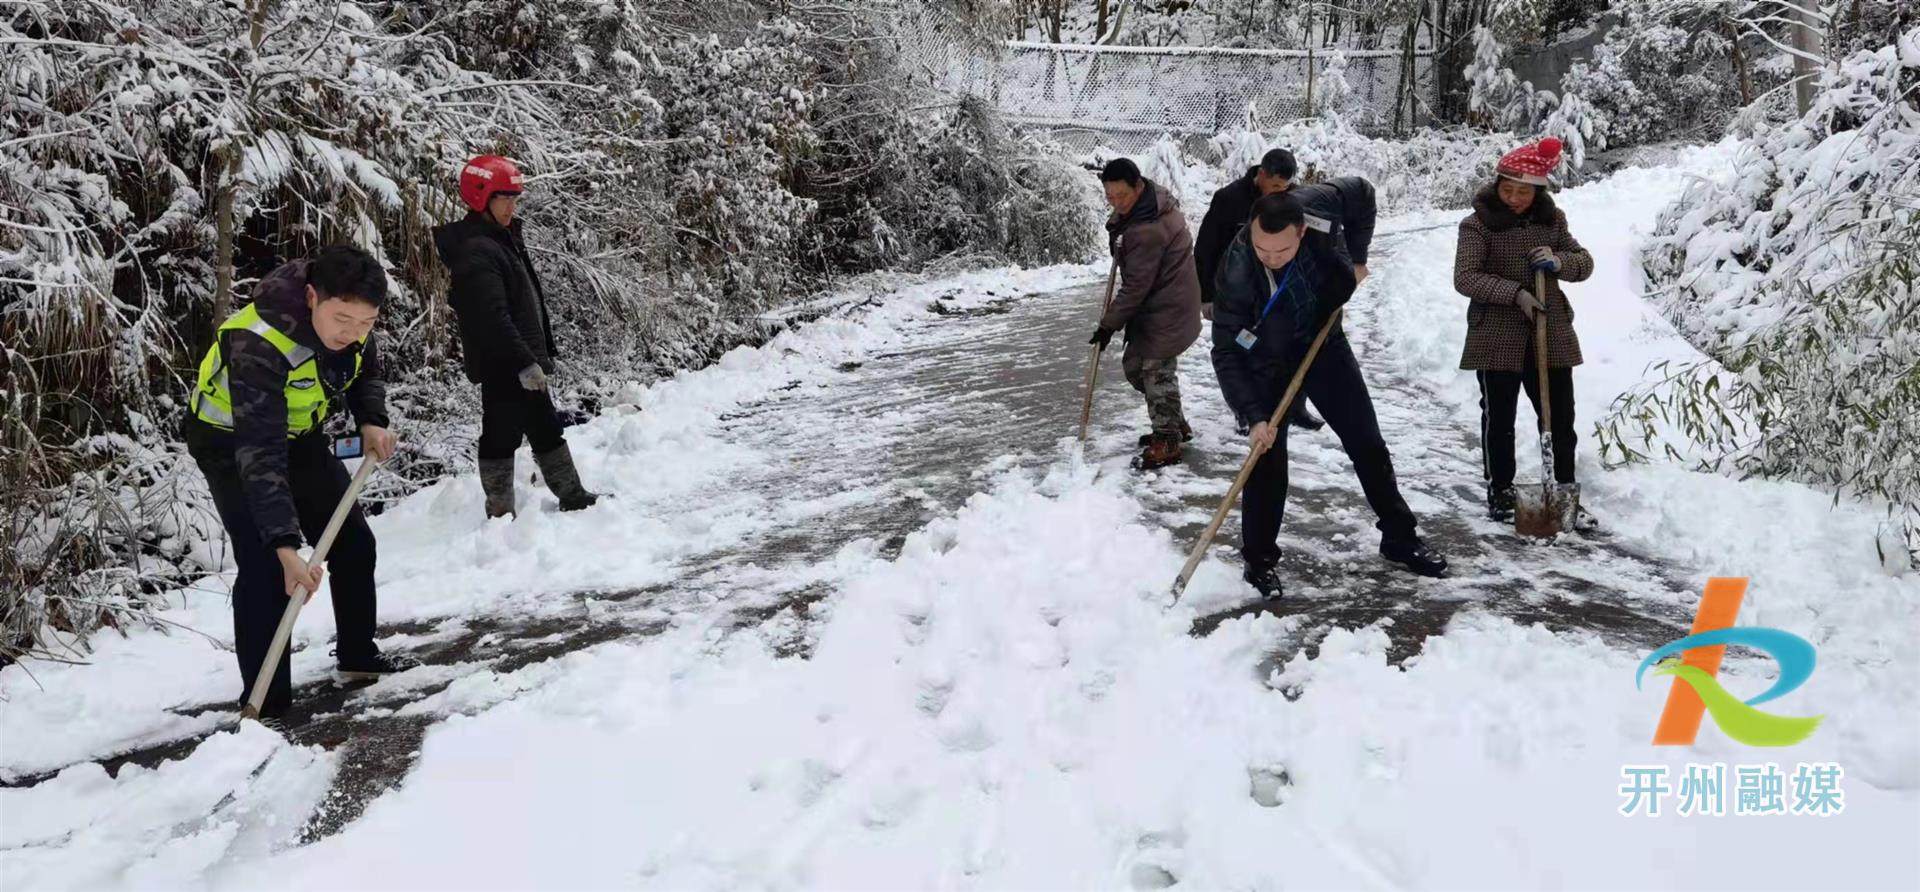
[[240, 455, 380, 721], [1514, 270, 1580, 539], [1077, 258, 1122, 442], [1171, 307, 1344, 600]]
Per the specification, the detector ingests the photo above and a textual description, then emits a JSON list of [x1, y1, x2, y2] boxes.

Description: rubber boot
[[533, 444, 600, 511], [480, 457, 517, 519]]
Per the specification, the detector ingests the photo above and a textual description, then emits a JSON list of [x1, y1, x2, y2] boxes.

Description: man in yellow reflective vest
[[185, 246, 415, 724]]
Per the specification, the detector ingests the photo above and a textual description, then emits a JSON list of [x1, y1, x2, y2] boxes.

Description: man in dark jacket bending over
[[433, 154, 599, 519], [1211, 192, 1449, 597], [1196, 150, 1373, 432]]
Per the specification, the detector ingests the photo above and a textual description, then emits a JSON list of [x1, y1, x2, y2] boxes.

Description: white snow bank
[[0, 723, 333, 890]]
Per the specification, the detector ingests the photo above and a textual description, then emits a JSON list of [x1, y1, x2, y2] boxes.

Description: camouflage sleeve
[[347, 335, 390, 429], [228, 330, 303, 551]]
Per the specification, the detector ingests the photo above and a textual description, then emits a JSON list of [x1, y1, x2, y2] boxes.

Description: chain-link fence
[[892, 15, 1432, 149]]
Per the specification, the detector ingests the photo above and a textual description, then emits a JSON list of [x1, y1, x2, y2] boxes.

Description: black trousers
[[1240, 334, 1419, 569], [478, 379, 567, 460], [187, 427, 377, 717], [1477, 342, 1577, 488]]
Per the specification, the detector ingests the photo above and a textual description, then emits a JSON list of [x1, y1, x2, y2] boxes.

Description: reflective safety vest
[[192, 304, 363, 436]]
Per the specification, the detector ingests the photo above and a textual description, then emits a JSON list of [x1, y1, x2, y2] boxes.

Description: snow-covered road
[[4, 148, 1916, 890]]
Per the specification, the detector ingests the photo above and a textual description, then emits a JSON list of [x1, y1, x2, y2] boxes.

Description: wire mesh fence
[[892, 13, 1433, 148]]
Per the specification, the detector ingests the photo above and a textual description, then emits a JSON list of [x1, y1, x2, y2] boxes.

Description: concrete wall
[[1510, 14, 1618, 95]]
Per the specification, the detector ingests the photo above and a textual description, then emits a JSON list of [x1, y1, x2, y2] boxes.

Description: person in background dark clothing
[[1453, 136, 1597, 530], [433, 154, 599, 519], [1094, 158, 1204, 470], [1211, 193, 1450, 596], [1193, 148, 1369, 433], [184, 246, 417, 724]]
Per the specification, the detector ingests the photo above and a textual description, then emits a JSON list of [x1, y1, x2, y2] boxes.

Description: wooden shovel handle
[[241, 456, 380, 720], [1078, 258, 1122, 442], [1534, 270, 1551, 429], [1171, 307, 1344, 600]]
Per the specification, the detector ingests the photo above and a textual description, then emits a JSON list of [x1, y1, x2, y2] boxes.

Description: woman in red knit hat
[[1452, 137, 1597, 530]]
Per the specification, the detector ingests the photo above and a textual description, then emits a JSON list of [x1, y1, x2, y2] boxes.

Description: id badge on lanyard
[[1237, 265, 1294, 351]]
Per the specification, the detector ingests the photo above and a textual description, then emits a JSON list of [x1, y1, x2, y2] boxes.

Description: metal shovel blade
[[1515, 482, 1581, 539]]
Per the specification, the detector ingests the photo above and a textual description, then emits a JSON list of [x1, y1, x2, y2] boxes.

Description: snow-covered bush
[[1467, 26, 1542, 131], [1316, 48, 1361, 124], [1537, 88, 1607, 172], [1137, 134, 1191, 201], [1601, 29, 1920, 565], [1557, 7, 1744, 149]]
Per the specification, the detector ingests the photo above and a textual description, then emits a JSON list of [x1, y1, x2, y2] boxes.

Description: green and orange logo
[[1637, 577, 1825, 747]]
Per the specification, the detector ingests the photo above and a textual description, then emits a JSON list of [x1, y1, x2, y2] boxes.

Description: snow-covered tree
[[0, 0, 1098, 660], [1466, 25, 1554, 132], [1603, 27, 1920, 565], [1317, 48, 1361, 123], [1537, 88, 1607, 171]]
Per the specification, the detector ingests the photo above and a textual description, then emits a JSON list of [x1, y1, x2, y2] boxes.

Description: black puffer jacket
[[432, 213, 558, 384], [1209, 226, 1357, 428]]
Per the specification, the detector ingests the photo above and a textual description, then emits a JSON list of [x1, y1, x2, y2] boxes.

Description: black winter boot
[[534, 444, 600, 511], [480, 457, 517, 519], [1243, 563, 1284, 598], [1486, 484, 1517, 523], [333, 646, 422, 681], [1288, 403, 1325, 431], [1381, 535, 1449, 578]]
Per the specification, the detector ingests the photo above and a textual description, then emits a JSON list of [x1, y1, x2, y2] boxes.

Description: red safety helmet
[[458, 155, 526, 213]]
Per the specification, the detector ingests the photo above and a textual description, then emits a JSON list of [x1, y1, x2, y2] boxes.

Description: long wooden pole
[[1077, 258, 1122, 442], [1170, 307, 1344, 599], [240, 457, 379, 720]]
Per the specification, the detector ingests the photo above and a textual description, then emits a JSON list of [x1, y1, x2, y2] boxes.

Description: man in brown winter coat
[[1453, 136, 1597, 530], [1092, 158, 1204, 470]]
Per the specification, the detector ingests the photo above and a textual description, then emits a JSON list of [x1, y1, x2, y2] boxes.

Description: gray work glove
[[1529, 246, 1561, 273], [518, 363, 549, 392], [1516, 287, 1546, 322]]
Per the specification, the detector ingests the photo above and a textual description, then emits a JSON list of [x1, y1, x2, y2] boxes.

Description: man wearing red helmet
[[432, 155, 600, 517]]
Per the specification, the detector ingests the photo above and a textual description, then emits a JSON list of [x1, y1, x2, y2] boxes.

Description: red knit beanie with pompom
[[1497, 137, 1563, 187]]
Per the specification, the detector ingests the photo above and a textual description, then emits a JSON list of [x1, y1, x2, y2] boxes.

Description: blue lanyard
[[1255, 263, 1297, 328]]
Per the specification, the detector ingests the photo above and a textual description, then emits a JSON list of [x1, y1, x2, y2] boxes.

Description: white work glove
[[518, 364, 549, 392]]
